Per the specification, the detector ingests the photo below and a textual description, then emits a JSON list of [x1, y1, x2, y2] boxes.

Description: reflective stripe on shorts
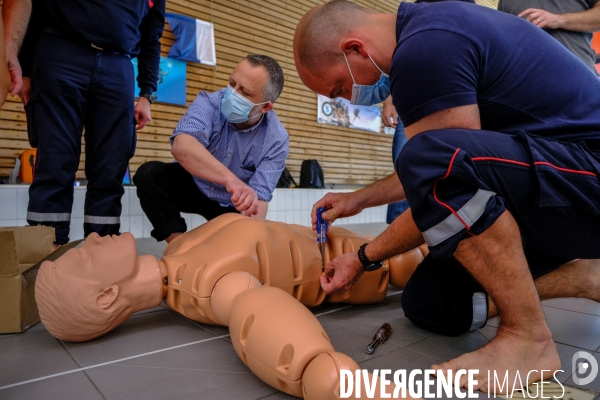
[[422, 189, 496, 247]]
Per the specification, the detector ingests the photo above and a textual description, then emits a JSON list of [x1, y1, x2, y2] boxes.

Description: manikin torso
[[159, 214, 393, 325]]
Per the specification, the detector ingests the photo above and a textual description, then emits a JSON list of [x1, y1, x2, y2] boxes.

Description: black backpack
[[276, 166, 297, 188], [299, 160, 325, 188]]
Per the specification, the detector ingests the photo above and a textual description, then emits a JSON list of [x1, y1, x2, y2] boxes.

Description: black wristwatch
[[139, 93, 154, 104], [358, 243, 383, 272]]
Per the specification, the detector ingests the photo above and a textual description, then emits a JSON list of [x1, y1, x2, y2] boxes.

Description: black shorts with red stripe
[[396, 129, 600, 336], [397, 129, 600, 261]]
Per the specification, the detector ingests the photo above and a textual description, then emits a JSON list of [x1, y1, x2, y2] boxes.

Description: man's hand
[[225, 177, 259, 215], [249, 200, 268, 219], [519, 8, 561, 30], [311, 192, 364, 230], [382, 97, 398, 128], [18, 77, 30, 105], [6, 53, 22, 95], [320, 252, 365, 295], [135, 96, 152, 130]]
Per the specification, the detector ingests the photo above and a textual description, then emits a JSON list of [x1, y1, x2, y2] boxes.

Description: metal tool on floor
[[366, 323, 393, 354], [316, 207, 328, 272]]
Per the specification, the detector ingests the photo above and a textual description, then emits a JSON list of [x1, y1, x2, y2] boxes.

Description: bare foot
[[432, 326, 560, 394]]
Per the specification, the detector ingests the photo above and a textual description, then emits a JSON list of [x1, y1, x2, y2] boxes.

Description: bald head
[[294, 1, 397, 99], [294, 0, 375, 72]]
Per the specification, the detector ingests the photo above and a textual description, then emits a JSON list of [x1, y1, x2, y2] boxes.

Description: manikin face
[[53, 232, 139, 286], [36, 232, 161, 342]]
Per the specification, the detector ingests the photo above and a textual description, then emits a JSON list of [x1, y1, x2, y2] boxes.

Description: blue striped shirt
[[171, 89, 289, 206]]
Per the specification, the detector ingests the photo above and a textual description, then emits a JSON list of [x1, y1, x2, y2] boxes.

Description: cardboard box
[[0, 226, 82, 334]]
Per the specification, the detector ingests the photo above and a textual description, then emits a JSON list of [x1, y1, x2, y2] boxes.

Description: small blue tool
[[316, 207, 328, 272]]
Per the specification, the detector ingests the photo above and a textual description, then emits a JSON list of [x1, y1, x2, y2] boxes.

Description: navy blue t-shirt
[[390, 1, 600, 144]]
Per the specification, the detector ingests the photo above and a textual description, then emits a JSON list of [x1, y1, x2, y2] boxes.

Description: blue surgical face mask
[[343, 53, 391, 106], [221, 85, 269, 123]]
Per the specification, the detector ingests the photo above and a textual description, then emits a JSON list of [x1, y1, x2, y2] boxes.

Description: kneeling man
[[294, 0, 600, 394], [135, 54, 289, 243]]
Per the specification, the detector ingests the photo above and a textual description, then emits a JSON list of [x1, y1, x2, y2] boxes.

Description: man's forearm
[[383, 95, 393, 108], [3, 0, 31, 57], [365, 208, 424, 262], [354, 173, 406, 210], [0, 18, 10, 104], [172, 134, 237, 186], [136, 2, 164, 94], [556, 5, 600, 32]]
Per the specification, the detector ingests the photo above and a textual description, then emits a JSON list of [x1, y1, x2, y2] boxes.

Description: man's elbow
[[170, 144, 180, 161], [170, 144, 178, 158], [171, 137, 186, 161]]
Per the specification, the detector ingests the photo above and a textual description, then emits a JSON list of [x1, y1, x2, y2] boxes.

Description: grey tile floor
[[1, 222, 599, 400]]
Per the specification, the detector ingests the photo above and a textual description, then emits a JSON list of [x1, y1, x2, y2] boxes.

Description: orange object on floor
[[19, 149, 37, 183]]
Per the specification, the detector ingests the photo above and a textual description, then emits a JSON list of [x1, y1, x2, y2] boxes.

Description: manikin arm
[[212, 274, 418, 399]]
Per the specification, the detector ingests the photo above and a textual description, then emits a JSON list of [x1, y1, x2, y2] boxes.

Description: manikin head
[[35, 233, 162, 342], [293, 0, 396, 102]]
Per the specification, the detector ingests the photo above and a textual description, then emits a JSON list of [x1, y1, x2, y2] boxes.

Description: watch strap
[[358, 243, 371, 269], [140, 93, 154, 104]]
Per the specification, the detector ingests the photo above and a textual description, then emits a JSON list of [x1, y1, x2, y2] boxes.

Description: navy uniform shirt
[[20, 0, 165, 94], [390, 1, 600, 145]]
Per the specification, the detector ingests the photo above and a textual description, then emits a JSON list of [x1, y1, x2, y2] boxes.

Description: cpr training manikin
[[35, 213, 426, 399]]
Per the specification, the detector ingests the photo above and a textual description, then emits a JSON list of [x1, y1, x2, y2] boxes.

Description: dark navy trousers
[[26, 33, 136, 244], [397, 129, 600, 336]]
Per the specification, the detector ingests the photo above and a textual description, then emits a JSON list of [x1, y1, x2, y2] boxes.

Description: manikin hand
[[519, 8, 561, 29], [18, 77, 31, 105], [135, 96, 152, 130], [320, 252, 364, 295], [6, 53, 22, 96], [226, 177, 259, 216], [310, 192, 364, 230]]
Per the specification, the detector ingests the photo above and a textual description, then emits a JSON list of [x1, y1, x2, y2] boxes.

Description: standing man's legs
[[26, 33, 91, 245], [83, 51, 136, 238], [386, 121, 409, 223]]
